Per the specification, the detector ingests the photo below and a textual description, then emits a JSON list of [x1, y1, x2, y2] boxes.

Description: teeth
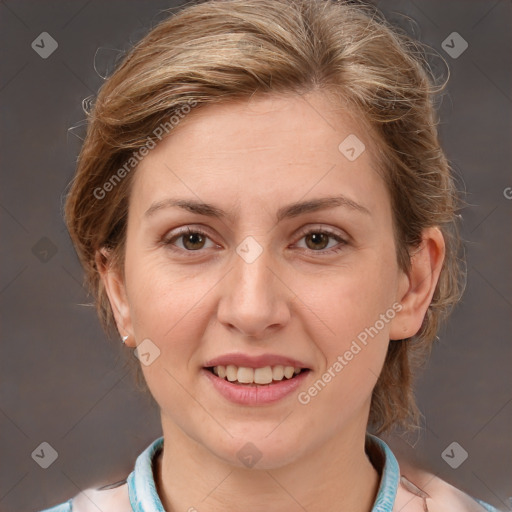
[[211, 365, 304, 384], [237, 367, 254, 383], [254, 366, 273, 384], [217, 365, 226, 379], [272, 365, 284, 381], [283, 366, 295, 379], [226, 364, 238, 382]]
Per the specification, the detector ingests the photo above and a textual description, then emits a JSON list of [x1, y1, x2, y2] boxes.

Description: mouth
[[204, 365, 311, 386]]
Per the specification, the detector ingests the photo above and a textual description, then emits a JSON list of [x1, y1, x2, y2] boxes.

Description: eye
[[161, 226, 348, 256], [162, 227, 217, 253], [294, 228, 347, 254]]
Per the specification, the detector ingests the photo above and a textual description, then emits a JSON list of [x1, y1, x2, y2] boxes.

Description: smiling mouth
[[205, 365, 310, 385]]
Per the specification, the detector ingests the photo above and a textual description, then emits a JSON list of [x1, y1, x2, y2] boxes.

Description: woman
[[39, 0, 501, 510]]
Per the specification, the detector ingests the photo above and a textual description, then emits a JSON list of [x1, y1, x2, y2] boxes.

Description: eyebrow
[[144, 195, 371, 223]]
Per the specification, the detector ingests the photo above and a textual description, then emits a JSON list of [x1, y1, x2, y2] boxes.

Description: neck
[[155, 419, 380, 512]]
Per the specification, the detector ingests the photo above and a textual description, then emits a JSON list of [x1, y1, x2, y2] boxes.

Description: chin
[[203, 427, 310, 470]]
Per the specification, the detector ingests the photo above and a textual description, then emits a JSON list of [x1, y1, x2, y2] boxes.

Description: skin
[[98, 91, 445, 512]]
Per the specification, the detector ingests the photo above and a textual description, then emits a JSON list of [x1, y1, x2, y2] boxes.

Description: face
[[103, 91, 428, 469]]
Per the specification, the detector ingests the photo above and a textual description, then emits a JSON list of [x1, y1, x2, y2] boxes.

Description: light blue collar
[[366, 434, 401, 511], [127, 436, 164, 512], [127, 434, 400, 511]]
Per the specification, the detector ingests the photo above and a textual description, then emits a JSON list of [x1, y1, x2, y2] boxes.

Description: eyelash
[[161, 226, 348, 257]]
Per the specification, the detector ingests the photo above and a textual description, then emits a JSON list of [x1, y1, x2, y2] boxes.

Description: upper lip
[[203, 353, 311, 369]]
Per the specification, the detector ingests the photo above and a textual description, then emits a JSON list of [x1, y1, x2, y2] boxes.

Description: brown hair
[[64, 0, 465, 434]]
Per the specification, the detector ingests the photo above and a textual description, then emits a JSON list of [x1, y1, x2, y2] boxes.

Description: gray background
[[0, 1, 510, 511]]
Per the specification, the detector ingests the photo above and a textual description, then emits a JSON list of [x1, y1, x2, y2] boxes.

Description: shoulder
[[38, 500, 73, 512], [395, 459, 502, 512], [38, 480, 131, 512]]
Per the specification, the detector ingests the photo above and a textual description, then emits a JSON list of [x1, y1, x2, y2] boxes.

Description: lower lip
[[202, 368, 310, 405]]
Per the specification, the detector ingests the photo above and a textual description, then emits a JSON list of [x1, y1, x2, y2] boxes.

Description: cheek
[[302, 256, 398, 346], [298, 253, 397, 392], [300, 277, 392, 419], [124, 250, 225, 370]]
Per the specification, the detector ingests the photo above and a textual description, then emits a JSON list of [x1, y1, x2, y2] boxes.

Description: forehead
[[130, 92, 388, 220]]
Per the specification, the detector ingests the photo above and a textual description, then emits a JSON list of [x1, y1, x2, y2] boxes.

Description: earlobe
[[95, 248, 135, 346], [389, 227, 445, 341]]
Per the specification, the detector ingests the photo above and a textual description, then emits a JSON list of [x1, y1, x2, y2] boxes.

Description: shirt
[[38, 435, 502, 512]]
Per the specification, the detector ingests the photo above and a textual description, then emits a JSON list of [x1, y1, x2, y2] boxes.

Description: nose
[[216, 241, 291, 340]]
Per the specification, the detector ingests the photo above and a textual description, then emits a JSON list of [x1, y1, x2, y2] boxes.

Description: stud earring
[[122, 335, 129, 344]]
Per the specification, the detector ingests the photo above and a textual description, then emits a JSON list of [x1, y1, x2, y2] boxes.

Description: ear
[[389, 227, 446, 341], [95, 248, 135, 347]]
